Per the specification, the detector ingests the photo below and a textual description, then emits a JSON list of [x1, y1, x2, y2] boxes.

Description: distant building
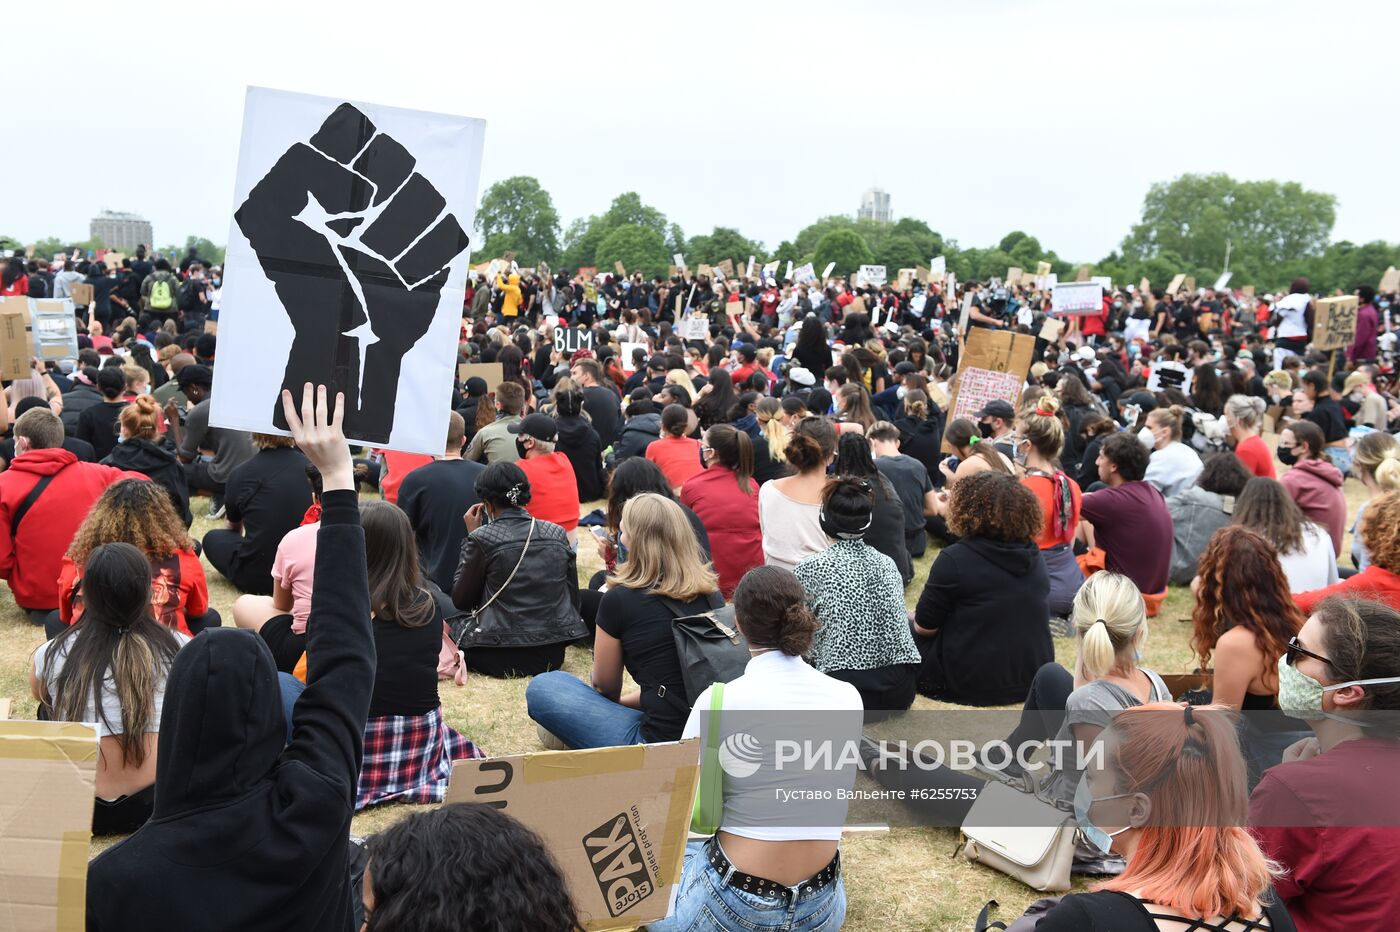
[[90, 210, 153, 252], [857, 188, 891, 224]]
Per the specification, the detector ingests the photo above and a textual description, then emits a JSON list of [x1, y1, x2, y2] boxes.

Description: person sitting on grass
[[86, 384, 376, 932], [1232, 477, 1337, 594], [202, 433, 312, 596], [1167, 451, 1253, 586], [1294, 491, 1400, 613], [527, 493, 721, 749], [362, 804, 582, 932], [1078, 430, 1173, 615], [101, 394, 191, 526], [48, 478, 216, 640], [32, 542, 188, 835]]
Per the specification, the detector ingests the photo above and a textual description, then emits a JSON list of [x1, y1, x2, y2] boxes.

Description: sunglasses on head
[[1285, 635, 1332, 668]]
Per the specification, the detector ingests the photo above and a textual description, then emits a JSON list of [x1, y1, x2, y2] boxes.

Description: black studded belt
[[703, 837, 840, 905]]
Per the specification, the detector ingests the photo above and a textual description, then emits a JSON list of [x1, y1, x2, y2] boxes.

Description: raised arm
[[279, 384, 375, 796]]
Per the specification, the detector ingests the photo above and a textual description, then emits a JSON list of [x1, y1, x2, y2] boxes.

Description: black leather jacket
[[450, 508, 584, 648]]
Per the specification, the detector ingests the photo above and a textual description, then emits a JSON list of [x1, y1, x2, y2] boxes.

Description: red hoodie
[[0, 448, 142, 609], [1279, 457, 1347, 556]]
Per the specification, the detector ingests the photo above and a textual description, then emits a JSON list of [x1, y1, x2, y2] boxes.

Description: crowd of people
[[2, 242, 1399, 930]]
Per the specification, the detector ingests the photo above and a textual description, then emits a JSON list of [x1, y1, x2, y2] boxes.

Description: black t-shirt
[[370, 596, 445, 717], [1037, 890, 1295, 932], [876, 454, 934, 535], [1305, 396, 1348, 443], [76, 400, 126, 460], [582, 384, 622, 444], [224, 447, 313, 585], [595, 586, 717, 742], [396, 458, 486, 593]]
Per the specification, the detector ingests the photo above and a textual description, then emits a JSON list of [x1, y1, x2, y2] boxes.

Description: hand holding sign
[[236, 102, 471, 443]]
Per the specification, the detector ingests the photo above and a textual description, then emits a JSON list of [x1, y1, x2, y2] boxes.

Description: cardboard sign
[[943, 328, 1036, 453], [1090, 276, 1112, 293], [897, 268, 915, 290], [1379, 266, 1399, 293], [613, 260, 627, 277], [1314, 295, 1360, 351], [1242, 285, 1256, 297], [0, 721, 99, 931], [1138, 276, 1151, 295], [555, 326, 596, 354], [212, 87, 485, 455], [1166, 273, 1187, 295], [456, 361, 505, 390], [1006, 266, 1023, 286], [445, 741, 700, 931], [579, 266, 598, 282], [845, 295, 868, 319], [858, 264, 887, 286], [1213, 271, 1232, 291], [792, 262, 817, 284], [618, 341, 649, 374], [69, 283, 94, 307], [717, 258, 735, 279], [696, 264, 712, 279], [915, 265, 930, 285], [1146, 360, 1194, 394], [1050, 282, 1104, 316], [1075, 265, 1091, 283], [1035, 260, 1052, 278], [31, 299, 79, 361], [1183, 276, 1196, 294], [1039, 316, 1065, 343], [0, 297, 31, 380]]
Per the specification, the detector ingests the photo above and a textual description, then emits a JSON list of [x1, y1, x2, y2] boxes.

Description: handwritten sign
[[717, 258, 735, 279], [554, 326, 595, 354], [941, 329, 1036, 454], [857, 265, 886, 287], [1313, 295, 1359, 351], [1035, 260, 1052, 278], [673, 253, 685, 271], [792, 262, 817, 284], [951, 368, 1024, 424], [683, 314, 709, 340], [1146, 360, 1194, 395], [1050, 282, 1103, 316]]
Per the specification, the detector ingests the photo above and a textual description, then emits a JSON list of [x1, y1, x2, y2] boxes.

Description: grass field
[[0, 469, 1364, 931]]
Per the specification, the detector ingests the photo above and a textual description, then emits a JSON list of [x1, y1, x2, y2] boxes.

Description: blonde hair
[[1073, 572, 1147, 679], [1224, 394, 1266, 431], [1354, 431, 1400, 491], [119, 396, 162, 440], [755, 397, 788, 463], [608, 493, 717, 600], [664, 368, 695, 402], [121, 365, 148, 390], [1018, 393, 1065, 459], [1147, 404, 1185, 441]]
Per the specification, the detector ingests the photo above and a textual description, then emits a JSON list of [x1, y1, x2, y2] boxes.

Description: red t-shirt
[[645, 436, 705, 491], [58, 549, 208, 635], [381, 450, 433, 505], [517, 451, 580, 532], [1234, 434, 1276, 479], [1250, 738, 1400, 932]]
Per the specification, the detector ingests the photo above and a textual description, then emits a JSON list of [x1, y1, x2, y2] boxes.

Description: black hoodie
[[102, 437, 192, 526], [913, 535, 1052, 706], [87, 490, 374, 932]]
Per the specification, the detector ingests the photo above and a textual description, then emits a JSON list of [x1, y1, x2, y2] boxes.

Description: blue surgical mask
[[1073, 777, 1135, 855]]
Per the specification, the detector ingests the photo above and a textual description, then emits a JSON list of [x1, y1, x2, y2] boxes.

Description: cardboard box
[[446, 740, 700, 931], [68, 284, 94, 307], [0, 721, 99, 932], [456, 362, 505, 390], [0, 297, 31, 381], [30, 300, 79, 361]]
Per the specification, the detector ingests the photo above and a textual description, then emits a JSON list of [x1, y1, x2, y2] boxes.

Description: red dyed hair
[[1095, 703, 1280, 918], [1191, 526, 1302, 672]]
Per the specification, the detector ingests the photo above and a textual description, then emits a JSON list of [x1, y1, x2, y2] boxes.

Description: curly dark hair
[[1361, 491, 1400, 574], [946, 471, 1043, 542], [366, 804, 581, 932]]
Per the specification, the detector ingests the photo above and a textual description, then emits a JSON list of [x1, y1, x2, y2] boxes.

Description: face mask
[[212, 278, 221, 286], [1013, 440, 1029, 467], [1277, 445, 1298, 466], [1276, 654, 1400, 722], [515, 440, 528, 459], [978, 421, 995, 439], [1137, 427, 1156, 449], [1073, 777, 1136, 855]]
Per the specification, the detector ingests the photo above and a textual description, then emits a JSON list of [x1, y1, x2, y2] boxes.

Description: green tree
[[686, 227, 765, 269], [793, 216, 858, 257], [1120, 173, 1335, 286], [477, 176, 561, 266], [183, 236, 225, 266], [560, 216, 607, 271], [594, 224, 670, 279], [813, 229, 874, 279], [875, 235, 926, 274], [603, 192, 668, 239]]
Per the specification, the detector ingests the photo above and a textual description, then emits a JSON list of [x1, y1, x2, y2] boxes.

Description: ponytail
[[1080, 620, 1117, 680], [706, 425, 756, 496], [1072, 572, 1147, 678]]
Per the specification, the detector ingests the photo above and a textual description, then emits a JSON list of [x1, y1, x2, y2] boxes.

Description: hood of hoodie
[[622, 412, 662, 436], [152, 628, 284, 818], [8, 446, 78, 477], [960, 535, 1042, 575], [105, 437, 177, 472], [1291, 457, 1343, 488]]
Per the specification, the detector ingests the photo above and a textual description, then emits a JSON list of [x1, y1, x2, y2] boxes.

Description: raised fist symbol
[[236, 103, 470, 443]]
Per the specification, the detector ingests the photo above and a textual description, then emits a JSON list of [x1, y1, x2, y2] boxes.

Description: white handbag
[[958, 781, 1078, 893]]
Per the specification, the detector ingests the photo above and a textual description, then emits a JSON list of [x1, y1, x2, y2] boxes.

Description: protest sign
[[212, 87, 484, 455], [0, 720, 99, 931], [579, 266, 598, 282], [858, 265, 886, 286], [69, 283, 94, 308], [584, 280, 598, 304], [1075, 266, 1091, 283], [1166, 273, 1187, 295], [1313, 295, 1359, 351], [456, 362, 504, 390], [1039, 316, 1065, 343], [0, 298, 30, 380], [696, 264, 712, 279], [845, 296, 867, 319], [666, 265, 677, 279], [762, 259, 779, 278], [1139, 276, 1150, 295], [672, 253, 685, 271], [1035, 260, 1052, 278], [717, 258, 735, 279], [1184, 276, 1196, 294], [1006, 267, 1023, 286], [897, 268, 915, 290], [784, 260, 793, 282], [931, 256, 947, 277], [446, 741, 700, 931], [746, 255, 755, 278], [613, 260, 626, 277], [1090, 276, 1112, 293], [1050, 282, 1104, 315], [820, 262, 836, 280], [682, 314, 709, 340], [1146, 360, 1194, 394], [618, 342, 649, 374], [1213, 272, 1232, 291], [30, 299, 79, 361], [555, 326, 596, 354], [943, 328, 1036, 453], [915, 266, 930, 285], [957, 291, 975, 335], [1241, 285, 1255, 297], [1379, 266, 1399, 293], [792, 262, 817, 284]]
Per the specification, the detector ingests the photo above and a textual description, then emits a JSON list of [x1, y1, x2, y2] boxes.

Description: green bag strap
[[690, 683, 725, 835]]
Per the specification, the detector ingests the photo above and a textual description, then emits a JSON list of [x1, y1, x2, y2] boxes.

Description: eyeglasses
[[1285, 635, 1332, 668]]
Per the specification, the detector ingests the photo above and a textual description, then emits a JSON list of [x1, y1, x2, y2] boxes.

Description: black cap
[[975, 399, 1015, 420], [175, 364, 212, 388], [464, 377, 488, 396], [647, 355, 668, 371], [507, 412, 558, 442]]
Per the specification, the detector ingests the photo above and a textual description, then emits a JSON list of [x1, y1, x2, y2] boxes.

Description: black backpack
[[658, 592, 750, 704], [27, 274, 50, 299]]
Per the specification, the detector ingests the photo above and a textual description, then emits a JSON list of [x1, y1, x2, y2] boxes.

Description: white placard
[[1146, 360, 1194, 395], [1213, 272, 1232, 291], [618, 341, 649, 374], [1090, 276, 1112, 293], [1050, 282, 1103, 316], [213, 87, 484, 454], [785, 260, 794, 281], [821, 262, 836, 280], [858, 264, 887, 286], [683, 314, 709, 340], [673, 252, 686, 270], [929, 256, 946, 276], [792, 262, 817, 284], [746, 255, 755, 278]]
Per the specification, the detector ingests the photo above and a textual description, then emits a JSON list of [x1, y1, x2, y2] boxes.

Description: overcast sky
[[5, 0, 1395, 263]]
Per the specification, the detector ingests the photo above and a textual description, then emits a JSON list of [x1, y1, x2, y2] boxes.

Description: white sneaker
[[536, 724, 570, 751]]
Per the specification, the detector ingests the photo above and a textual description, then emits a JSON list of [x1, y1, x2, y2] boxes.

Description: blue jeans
[[278, 672, 305, 745], [1326, 445, 1353, 478], [647, 839, 846, 931], [526, 670, 645, 749]]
